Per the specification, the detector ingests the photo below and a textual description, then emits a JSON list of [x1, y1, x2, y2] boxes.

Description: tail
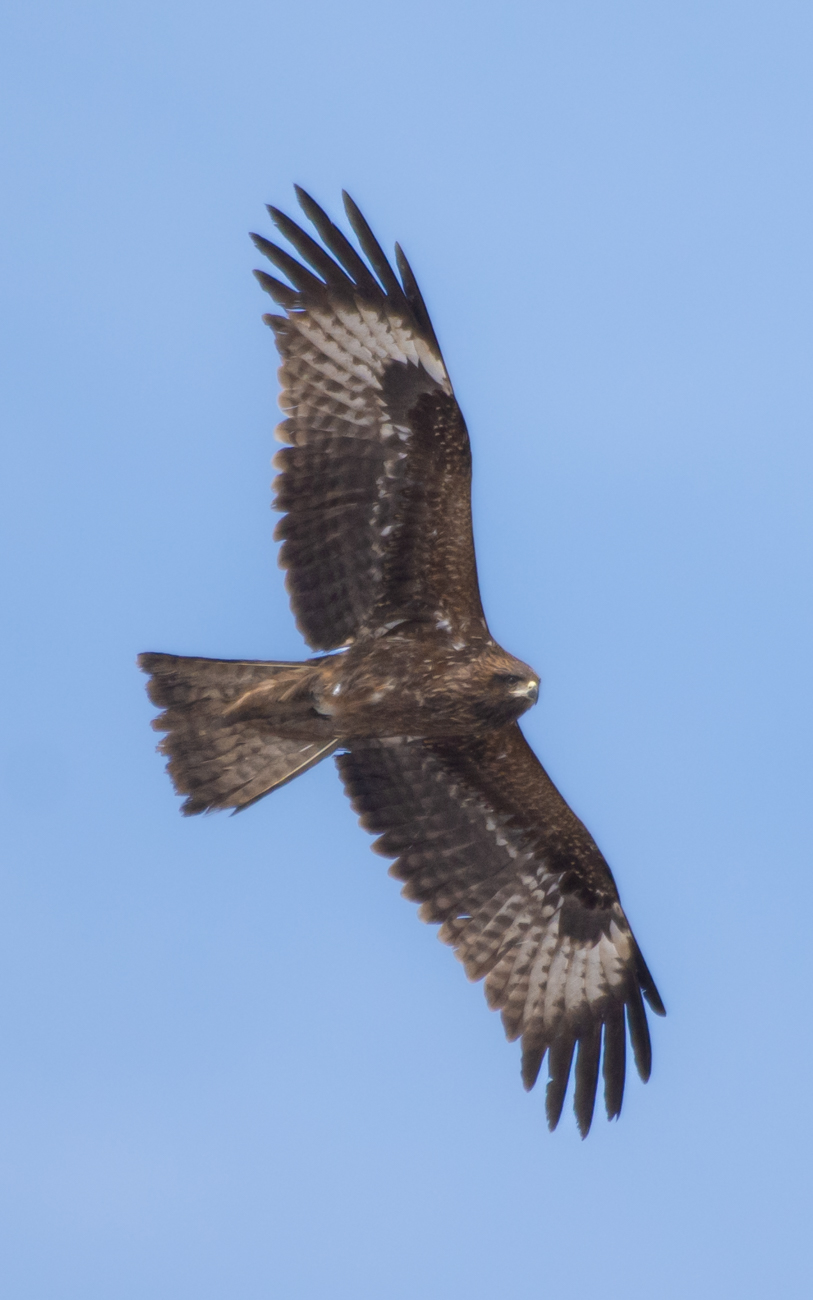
[[138, 652, 337, 815]]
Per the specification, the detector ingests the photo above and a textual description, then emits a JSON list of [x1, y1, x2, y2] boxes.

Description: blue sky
[[2, 1, 812, 1296]]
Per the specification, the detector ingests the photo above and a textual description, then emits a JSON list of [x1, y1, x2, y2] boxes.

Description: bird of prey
[[139, 187, 664, 1136]]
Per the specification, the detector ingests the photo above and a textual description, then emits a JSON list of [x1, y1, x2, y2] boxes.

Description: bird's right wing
[[253, 189, 488, 651], [337, 724, 664, 1136]]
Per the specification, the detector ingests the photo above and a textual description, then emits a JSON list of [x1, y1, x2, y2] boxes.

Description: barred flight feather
[[337, 724, 664, 1135], [251, 189, 484, 650]]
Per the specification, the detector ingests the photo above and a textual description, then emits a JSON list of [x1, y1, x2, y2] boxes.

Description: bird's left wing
[[337, 725, 664, 1136], [252, 189, 487, 651]]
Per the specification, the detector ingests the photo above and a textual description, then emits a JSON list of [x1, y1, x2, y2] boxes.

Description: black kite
[[139, 189, 664, 1136]]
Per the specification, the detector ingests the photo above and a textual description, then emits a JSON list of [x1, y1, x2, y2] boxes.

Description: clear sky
[[2, 1, 812, 1296]]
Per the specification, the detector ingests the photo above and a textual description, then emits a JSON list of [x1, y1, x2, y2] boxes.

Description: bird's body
[[240, 634, 538, 738], [139, 188, 664, 1135]]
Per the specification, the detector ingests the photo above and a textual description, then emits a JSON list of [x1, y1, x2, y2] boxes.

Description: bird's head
[[478, 646, 540, 723]]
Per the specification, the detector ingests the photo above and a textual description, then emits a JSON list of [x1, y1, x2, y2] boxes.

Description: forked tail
[[138, 653, 337, 814]]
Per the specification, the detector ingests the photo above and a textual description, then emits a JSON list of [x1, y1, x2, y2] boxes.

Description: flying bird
[[139, 188, 665, 1137]]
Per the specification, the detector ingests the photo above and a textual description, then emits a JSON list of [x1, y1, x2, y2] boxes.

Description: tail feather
[[138, 653, 337, 814]]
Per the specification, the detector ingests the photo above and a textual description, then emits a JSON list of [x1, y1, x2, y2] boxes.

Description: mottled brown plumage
[[139, 188, 664, 1136]]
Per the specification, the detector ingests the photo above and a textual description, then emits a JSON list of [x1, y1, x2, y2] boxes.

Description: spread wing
[[336, 724, 665, 1136], [252, 188, 487, 651]]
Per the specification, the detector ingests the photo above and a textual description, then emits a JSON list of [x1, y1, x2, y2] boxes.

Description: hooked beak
[[510, 678, 539, 704]]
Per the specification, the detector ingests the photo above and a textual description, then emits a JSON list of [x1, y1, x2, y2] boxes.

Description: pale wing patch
[[286, 301, 452, 398], [336, 731, 663, 1136], [255, 190, 483, 651]]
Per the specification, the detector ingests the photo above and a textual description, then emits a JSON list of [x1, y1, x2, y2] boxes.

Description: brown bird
[[139, 188, 664, 1137]]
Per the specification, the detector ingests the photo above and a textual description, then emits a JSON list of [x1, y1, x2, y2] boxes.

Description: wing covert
[[336, 724, 664, 1136], [253, 189, 487, 651]]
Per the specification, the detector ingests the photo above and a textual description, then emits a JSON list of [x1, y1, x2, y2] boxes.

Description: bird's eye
[[495, 672, 523, 685]]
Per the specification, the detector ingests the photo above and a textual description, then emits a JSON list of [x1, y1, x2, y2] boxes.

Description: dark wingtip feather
[[341, 191, 408, 307], [521, 1037, 548, 1092], [602, 1005, 626, 1121], [394, 243, 442, 357], [294, 186, 382, 297], [574, 1023, 601, 1138], [635, 946, 666, 1016], [545, 1034, 575, 1131], [253, 268, 300, 309], [626, 984, 653, 1082], [645, 989, 666, 1017], [250, 232, 326, 295], [294, 185, 323, 219], [266, 205, 354, 292]]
